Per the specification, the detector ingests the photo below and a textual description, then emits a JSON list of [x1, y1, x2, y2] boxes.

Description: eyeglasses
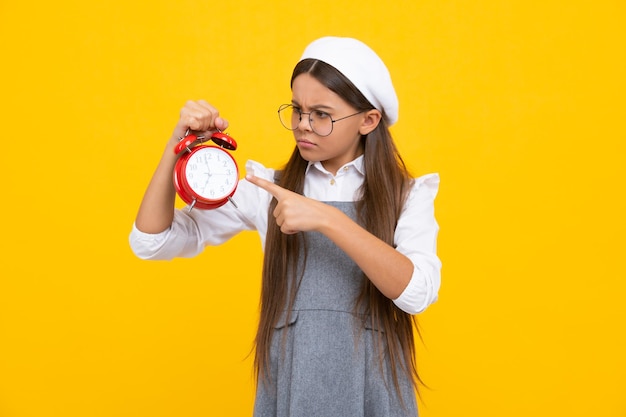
[[278, 104, 363, 137]]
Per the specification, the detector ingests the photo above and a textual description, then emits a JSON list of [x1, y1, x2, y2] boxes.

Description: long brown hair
[[254, 59, 422, 399]]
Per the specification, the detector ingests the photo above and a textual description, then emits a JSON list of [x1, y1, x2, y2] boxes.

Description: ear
[[359, 109, 382, 135]]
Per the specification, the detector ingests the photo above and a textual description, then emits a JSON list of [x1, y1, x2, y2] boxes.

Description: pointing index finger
[[246, 173, 288, 200]]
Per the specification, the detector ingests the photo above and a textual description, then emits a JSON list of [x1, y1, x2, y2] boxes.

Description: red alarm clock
[[173, 131, 239, 210]]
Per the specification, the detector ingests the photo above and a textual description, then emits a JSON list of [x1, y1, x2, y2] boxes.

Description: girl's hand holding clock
[[169, 100, 229, 150], [172, 100, 239, 210], [135, 99, 231, 233]]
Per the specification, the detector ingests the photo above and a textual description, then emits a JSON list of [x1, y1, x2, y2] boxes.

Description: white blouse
[[129, 156, 441, 315]]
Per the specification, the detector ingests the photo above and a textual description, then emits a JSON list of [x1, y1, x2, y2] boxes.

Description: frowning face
[[289, 73, 369, 175]]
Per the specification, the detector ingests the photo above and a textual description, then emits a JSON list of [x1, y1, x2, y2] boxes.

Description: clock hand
[[206, 156, 213, 176]]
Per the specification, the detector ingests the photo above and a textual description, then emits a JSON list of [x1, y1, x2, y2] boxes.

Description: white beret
[[300, 36, 399, 125]]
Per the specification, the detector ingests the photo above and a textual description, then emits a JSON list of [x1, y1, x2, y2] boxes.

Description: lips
[[296, 138, 317, 148]]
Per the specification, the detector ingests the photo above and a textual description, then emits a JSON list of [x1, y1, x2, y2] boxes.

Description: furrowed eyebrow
[[291, 100, 334, 112]]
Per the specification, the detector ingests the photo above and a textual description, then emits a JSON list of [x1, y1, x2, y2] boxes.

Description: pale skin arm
[[245, 174, 413, 299], [134, 100, 229, 233]]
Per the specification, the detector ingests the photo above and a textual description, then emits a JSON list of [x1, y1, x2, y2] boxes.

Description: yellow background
[[1, 1, 625, 416]]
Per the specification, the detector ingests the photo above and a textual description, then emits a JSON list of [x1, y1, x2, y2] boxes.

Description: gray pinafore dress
[[253, 202, 418, 417]]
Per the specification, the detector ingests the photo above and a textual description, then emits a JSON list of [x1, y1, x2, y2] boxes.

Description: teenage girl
[[130, 36, 441, 417]]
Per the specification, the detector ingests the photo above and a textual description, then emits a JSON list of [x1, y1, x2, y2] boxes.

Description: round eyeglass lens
[[278, 104, 334, 136], [278, 104, 297, 131]]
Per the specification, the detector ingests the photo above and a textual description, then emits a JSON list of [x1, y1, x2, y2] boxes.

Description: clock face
[[184, 147, 238, 200]]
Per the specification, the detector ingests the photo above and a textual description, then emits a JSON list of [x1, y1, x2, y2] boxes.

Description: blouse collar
[[305, 155, 365, 176]]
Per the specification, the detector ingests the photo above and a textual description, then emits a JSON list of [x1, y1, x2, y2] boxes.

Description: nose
[[296, 112, 313, 131]]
